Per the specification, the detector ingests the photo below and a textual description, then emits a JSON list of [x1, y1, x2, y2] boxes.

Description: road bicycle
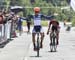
[[34, 26, 41, 57]]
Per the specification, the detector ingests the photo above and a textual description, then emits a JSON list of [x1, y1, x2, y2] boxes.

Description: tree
[[10, 0, 23, 6], [66, 0, 71, 4], [30, 0, 35, 4], [0, 0, 6, 10]]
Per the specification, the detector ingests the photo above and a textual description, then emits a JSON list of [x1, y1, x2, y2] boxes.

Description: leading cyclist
[[28, 7, 52, 51], [47, 17, 60, 45]]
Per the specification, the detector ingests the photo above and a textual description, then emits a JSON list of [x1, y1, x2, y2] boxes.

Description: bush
[[72, 19, 75, 26]]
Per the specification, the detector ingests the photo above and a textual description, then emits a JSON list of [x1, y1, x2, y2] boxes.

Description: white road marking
[[24, 43, 33, 60], [25, 57, 28, 60]]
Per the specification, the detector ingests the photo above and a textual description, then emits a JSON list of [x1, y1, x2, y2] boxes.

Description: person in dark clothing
[[26, 18, 31, 33]]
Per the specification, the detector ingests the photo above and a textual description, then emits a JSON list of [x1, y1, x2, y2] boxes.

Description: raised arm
[[20, 17, 28, 21], [47, 21, 52, 35], [41, 14, 54, 20]]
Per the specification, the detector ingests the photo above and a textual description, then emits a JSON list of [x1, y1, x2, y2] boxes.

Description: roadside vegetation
[[4, 0, 75, 26]]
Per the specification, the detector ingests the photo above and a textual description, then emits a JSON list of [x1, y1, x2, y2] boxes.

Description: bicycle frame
[[34, 25, 41, 57]]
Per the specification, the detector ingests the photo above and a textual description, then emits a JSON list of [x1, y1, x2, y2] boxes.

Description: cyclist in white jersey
[[28, 7, 53, 51]]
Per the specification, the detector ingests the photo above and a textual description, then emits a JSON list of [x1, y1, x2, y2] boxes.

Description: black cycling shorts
[[51, 26, 58, 31], [34, 25, 41, 32]]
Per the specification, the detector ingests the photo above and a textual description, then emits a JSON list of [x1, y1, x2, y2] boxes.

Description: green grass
[[41, 20, 48, 26], [22, 20, 48, 26], [22, 21, 27, 26]]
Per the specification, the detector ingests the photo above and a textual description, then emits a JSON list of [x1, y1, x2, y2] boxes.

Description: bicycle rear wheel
[[50, 37, 57, 52], [53, 38, 57, 52], [50, 37, 53, 52]]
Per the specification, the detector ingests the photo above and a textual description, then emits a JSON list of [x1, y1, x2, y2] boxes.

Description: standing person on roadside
[[28, 7, 53, 51], [0, 11, 4, 40], [63, 19, 67, 27], [16, 15, 23, 34], [26, 17, 31, 33], [16, 15, 27, 35]]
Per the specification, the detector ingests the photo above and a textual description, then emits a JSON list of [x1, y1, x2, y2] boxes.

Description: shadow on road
[[30, 55, 42, 58], [48, 51, 58, 52], [0, 39, 13, 48]]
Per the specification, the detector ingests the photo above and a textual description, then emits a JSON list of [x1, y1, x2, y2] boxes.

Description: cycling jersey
[[49, 20, 60, 31], [28, 14, 52, 33], [49, 20, 59, 27], [28, 14, 52, 26], [33, 14, 41, 26]]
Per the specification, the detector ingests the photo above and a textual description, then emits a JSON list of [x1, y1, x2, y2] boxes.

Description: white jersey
[[33, 14, 41, 26], [28, 14, 52, 26]]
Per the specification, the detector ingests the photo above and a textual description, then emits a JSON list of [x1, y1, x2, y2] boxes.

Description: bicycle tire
[[50, 37, 53, 52], [53, 37, 57, 52], [50, 32, 57, 52]]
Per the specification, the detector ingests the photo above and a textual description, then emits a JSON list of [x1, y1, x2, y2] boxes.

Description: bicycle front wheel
[[36, 34, 40, 57]]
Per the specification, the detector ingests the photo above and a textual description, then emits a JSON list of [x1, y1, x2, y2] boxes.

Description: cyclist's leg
[[27, 22, 30, 32], [56, 31, 59, 45], [40, 32, 44, 48], [32, 28, 37, 50], [50, 26, 54, 45], [19, 25, 21, 31], [32, 33, 36, 48], [40, 27, 44, 48], [50, 32, 52, 45], [55, 27, 59, 45]]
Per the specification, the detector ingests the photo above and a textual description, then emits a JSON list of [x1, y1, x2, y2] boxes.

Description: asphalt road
[[0, 22, 75, 60]]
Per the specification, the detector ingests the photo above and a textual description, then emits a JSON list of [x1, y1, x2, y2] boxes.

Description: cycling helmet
[[34, 7, 40, 13]]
